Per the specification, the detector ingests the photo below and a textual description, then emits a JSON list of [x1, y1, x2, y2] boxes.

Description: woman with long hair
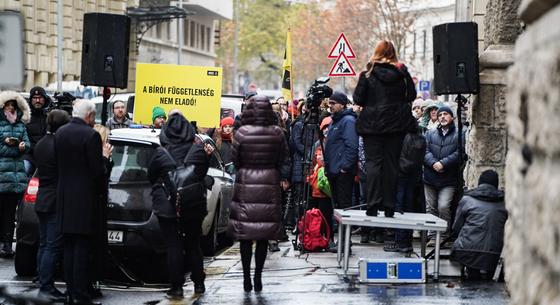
[[229, 95, 288, 292], [352, 40, 417, 217]]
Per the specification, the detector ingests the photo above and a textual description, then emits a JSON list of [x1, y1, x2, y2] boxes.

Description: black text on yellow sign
[[135, 63, 223, 128]]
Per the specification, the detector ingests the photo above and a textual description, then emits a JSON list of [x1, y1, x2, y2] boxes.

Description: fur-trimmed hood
[[0, 91, 31, 124]]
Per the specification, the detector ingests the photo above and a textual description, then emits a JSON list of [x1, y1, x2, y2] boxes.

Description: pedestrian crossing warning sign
[[328, 33, 356, 59], [329, 53, 356, 77]]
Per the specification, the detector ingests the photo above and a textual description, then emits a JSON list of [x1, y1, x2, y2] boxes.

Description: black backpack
[[161, 147, 208, 216]]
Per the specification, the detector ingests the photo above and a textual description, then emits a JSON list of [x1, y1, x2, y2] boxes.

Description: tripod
[[292, 106, 327, 253]]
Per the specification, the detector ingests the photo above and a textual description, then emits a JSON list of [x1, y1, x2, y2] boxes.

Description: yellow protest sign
[[134, 63, 222, 128]]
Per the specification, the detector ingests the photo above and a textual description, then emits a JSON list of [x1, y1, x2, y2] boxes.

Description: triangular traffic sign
[[328, 33, 356, 59], [329, 53, 356, 77]]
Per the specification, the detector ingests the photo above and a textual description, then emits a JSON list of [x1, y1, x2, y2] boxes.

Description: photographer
[[0, 91, 31, 258], [24, 86, 52, 176]]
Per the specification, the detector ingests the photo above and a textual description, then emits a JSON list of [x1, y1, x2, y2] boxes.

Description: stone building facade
[[0, 0, 138, 91], [505, 1, 560, 304]]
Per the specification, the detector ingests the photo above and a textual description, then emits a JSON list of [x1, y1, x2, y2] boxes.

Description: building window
[[183, 19, 189, 46], [195, 23, 200, 49], [201, 25, 206, 51], [166, 21, 171, 41], [190, 21, 196, 47], [207, 27, 211, 51], [156, 22, 162, 39], [422, 30, 427, 59], [413, 31, 417, 55]]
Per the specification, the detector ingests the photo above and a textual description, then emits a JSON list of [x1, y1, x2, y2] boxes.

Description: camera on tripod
[[51, 91, 76, 115], [306, 77, 333, 109]]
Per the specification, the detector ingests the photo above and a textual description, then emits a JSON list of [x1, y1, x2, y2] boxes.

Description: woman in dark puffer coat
[[229, 95, 288, 292]]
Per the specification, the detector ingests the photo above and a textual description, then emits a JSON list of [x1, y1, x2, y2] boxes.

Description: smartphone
[[7, 137, 20, 145]]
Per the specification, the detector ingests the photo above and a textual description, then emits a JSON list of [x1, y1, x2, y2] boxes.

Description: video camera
[[306, 77, 333, 109], [51, 91, 76, 115]]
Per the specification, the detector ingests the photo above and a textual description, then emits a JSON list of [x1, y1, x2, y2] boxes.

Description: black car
[[15, 128, 234, 283]]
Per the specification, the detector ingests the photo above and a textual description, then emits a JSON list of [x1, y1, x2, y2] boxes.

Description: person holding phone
[[0, 91, 30, 258]]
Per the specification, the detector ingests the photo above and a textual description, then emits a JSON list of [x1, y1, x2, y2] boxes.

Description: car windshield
[[109, 142, 154, 183]]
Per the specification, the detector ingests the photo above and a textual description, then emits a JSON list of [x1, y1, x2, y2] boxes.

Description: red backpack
[[298, 208, 331, 251]]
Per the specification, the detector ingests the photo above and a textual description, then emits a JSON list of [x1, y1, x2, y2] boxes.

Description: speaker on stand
[[80, 13, 131, 125]]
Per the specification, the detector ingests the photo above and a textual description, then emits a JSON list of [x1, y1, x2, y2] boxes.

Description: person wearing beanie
[[24, 86, 53, 176], [419, 100, 444, 133], [323, 91, 358, 213], [216, 116, 235, 166], [451, 170, 507, 280], [423, 100, 466, 247], [152, 106, 167, 129]]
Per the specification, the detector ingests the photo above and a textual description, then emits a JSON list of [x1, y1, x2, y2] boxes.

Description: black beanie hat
[[329, 91, 349, 105], [478, 170, 499, 188]]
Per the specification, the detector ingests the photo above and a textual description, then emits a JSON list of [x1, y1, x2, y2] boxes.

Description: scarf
[[221, 131, 232, 142], [4, 110, 16, 124]]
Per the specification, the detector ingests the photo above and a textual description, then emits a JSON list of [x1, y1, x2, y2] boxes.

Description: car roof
[[108, 128, 215, 147], [109, 128, 161, 145]]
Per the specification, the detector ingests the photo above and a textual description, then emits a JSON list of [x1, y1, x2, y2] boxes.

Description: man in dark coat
[[451, 170, 507, 279], [24, 86, 52, 176], [55, 99, 104, 305], [323, 92, 359, 210], [34, 110, 70, 302], [423, 106, 465, 246], [148, 113, 212, 299]]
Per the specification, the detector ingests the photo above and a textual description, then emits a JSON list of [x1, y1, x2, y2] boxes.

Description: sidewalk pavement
[[158, 233, 509, 305]]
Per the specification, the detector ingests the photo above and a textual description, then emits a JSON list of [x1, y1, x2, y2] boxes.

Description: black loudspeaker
[[433, 22, 480, 95], [81, 13, 130, 89]]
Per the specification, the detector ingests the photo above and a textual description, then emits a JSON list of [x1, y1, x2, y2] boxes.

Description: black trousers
[[158, 215, 205, 288], [64, 234, 93, 302], [327, 172, 354, 210], [363, 134, 405, 212], [0, 193, 20, 242]]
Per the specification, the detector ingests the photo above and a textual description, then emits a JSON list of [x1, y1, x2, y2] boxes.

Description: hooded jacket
[[451, 184, 507, 271], [228, 95, 288, 241], [352, 62, 417, 135], [148, 114, 209, 219], [323, 108, 358, 177], [0, 91, 31, 193], [419, 101, 444, 133], [24, 87, 52, 165]]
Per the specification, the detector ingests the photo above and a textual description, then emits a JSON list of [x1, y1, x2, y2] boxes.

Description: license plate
[[107, 230, 123, 243]]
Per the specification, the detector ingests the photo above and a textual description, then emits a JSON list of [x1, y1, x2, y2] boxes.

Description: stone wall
[[464, 0, 521, 188], [0, 0, 137, 91], [505, 1, 560, 304]]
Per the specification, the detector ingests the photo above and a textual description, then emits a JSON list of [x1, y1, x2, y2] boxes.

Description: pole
[[232, 0, 239, 93], [56, 0, 63, 92], [102, 87, 110, 126], [177, 0, 183, 65]]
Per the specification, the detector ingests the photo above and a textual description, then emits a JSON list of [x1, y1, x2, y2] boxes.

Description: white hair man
[[55, 98, 104, 304]]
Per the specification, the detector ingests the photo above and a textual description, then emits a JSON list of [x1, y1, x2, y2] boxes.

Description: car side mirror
[[224, 162, 235, 175]]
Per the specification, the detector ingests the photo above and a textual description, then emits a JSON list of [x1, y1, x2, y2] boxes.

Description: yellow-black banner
[[281, 30, 292, 101]]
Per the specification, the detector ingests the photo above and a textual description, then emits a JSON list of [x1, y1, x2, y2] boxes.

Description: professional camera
[[51, 91, 76, 115], [306, 77, 333, 109]]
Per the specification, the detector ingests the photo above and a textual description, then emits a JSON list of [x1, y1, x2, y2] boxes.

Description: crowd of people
[[0, 40, 508, 302]]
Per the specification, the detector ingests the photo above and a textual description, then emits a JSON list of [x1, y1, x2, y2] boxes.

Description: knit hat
[[152, 106, 167, 122], [478, 170, 499, 188], [437, 105, 454, 117], [329, 91, 348, 105], [412, 98, 423, 109], [220, 116, 234, 127], [320, 116, 332, 130]]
